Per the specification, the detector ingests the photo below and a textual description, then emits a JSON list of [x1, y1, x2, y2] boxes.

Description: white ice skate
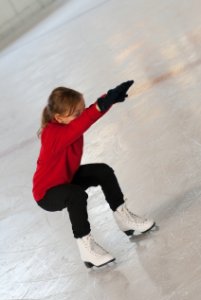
[[76, 233, 115, 268], [114, 203, 155, 236]]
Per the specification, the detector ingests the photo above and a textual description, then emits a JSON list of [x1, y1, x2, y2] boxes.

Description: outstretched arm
[[45, 80, 134, 152]]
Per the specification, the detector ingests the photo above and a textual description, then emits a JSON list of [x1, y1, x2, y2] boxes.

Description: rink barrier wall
[[0, 0, 66, 50]]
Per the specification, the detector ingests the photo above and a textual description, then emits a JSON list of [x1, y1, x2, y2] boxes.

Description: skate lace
[[125, 207, 147, 224], [85, 234, 108, 256]]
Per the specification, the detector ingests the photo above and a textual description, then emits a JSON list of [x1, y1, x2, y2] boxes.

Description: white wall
[[0, 0, 65, 49]]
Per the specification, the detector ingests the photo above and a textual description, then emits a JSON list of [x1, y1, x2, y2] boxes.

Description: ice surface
[[1, 0, 201, 299]]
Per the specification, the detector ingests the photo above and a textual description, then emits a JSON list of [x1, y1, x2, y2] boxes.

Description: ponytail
[[37, 105, 52, 138]]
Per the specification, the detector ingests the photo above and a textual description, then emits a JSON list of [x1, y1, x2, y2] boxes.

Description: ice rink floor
[[1, 0, 201, 299]]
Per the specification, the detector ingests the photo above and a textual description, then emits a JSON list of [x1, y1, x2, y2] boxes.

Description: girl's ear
[[54, 113, 62, 123]]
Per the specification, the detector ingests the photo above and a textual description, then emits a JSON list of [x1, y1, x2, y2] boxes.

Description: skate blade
[[84, 258, 116, 269], [124, 230, 134, 236], [124, 222, 157, 236]]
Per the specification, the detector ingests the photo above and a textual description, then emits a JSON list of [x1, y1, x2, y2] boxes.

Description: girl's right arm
[[43, 80, 134, 153]]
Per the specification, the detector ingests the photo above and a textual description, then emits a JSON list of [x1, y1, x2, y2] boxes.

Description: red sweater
[[32, 103, 106, 201]]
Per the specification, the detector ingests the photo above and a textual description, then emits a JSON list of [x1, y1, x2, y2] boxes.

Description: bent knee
[[97, 163, 114, 176]]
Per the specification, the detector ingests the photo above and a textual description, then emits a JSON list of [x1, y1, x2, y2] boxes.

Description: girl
[[32, 81, 155, 268]]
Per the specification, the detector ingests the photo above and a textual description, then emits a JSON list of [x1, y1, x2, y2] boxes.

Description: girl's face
[[54, 98, 85, 125]]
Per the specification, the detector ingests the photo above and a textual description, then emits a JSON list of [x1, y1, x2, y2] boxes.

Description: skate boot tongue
[[87, 234, 109, 256]]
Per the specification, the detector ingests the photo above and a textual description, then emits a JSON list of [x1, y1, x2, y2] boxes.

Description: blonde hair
[[37, 87, 83, 137]]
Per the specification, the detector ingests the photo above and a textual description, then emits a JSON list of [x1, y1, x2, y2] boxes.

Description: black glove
[[97, 80, 134, 111]]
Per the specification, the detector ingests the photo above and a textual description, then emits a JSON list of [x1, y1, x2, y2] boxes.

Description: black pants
[[37, 163, 124, 238]]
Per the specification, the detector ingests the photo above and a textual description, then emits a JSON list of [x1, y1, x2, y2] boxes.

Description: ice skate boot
[[114, 203, 155, 236], [76, 233, 115, 268]]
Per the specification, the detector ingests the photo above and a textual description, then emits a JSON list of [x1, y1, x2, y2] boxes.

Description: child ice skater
[[32, 81, 155, 268]]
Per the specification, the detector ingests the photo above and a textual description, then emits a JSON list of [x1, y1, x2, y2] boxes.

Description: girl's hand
[[97, 80, 134, 111]]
